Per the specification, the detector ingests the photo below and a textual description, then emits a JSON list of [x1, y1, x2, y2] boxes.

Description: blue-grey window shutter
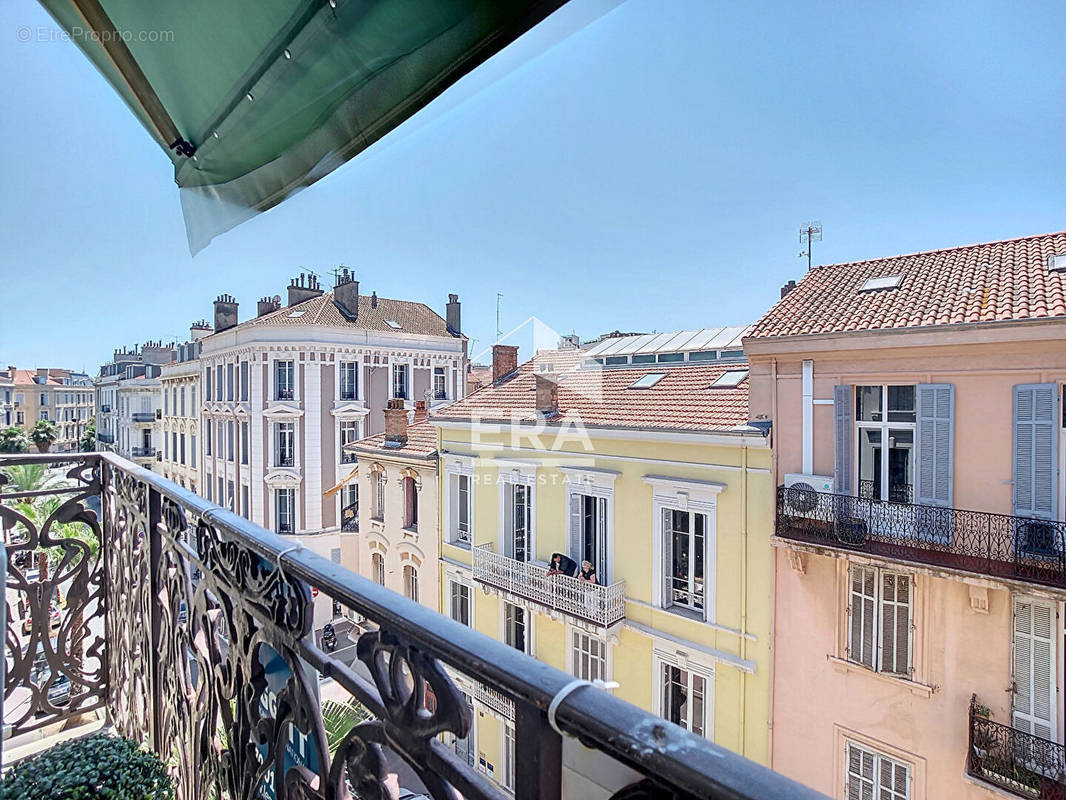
[[916, 384, 955, 507], [834, 385, 853, 494], [1013, 383, 1059, 519]]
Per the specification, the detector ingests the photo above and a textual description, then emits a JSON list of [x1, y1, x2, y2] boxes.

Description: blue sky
[[2, 0, 1064, 371]]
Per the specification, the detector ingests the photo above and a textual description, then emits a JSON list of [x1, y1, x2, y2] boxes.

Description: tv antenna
[[496, 293, 503, 341], [799, 222, 823, 271]]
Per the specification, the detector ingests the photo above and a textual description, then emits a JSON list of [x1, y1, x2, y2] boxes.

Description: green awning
[[38, 0, 570, 251]]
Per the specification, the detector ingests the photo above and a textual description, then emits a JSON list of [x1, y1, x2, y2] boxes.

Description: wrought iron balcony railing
[[131, 411, 156, 423], [130, 446, 155, 458], [968, 695, 1066, 799], [341, 499, 359, 532], [0, 453, 824, 800], [97, 432, 115, 444], [100, 404, 111, 413], [473, 543, 626, 628], [776, 486, 1066, 590]]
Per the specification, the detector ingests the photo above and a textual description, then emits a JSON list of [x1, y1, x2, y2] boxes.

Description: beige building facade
[[1, 367, 95, 451]]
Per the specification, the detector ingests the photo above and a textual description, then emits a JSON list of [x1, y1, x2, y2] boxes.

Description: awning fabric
[[39, 0, 569, 251], [323, 465, 358, 498]]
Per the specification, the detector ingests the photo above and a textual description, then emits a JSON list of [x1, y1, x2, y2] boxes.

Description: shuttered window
[[915, 383, 954, 507], [848, 565, 912, 676], [834, 385, 854, 494], [447, 472, 472, 546], [846, 741, 910, 800], [1012, 384, 1059, 520], [1012, 597, 1056, 740]]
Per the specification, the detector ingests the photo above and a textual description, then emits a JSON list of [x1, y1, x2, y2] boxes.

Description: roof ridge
[[811, 230, 1066, 273]]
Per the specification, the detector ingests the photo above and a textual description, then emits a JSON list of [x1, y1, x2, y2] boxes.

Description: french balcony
[[131, 411, 156, 423], [472, 543, 626, 628], [776, 486, 1066, 591], [96, 431, 114, 444], [100, 404, 111, 413], [130, 446, 155, 458], [967, 695, 1066, 799], [341, 499, 359, 532], [0, 453, 822, 800]]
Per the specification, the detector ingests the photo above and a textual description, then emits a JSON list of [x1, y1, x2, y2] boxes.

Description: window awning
[[39, 0, 570, 251], [324, 465, 358, 498]]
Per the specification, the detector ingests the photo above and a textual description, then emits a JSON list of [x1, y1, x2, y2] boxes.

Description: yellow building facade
[[430, 342, 774, 796]]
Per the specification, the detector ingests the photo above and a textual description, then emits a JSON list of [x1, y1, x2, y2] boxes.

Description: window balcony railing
[[131, 411, 155, 423], [776, 486, 1066, 590], [0, 453, 824, 800], [341, 499, 359, 532], [100, 404, 111, 413], [275, 388, 294, 401], [968, 695, 1066, 799], [472, 543, 626, 628], [97, 432, 115, 444], [130, 446, 155, 458]]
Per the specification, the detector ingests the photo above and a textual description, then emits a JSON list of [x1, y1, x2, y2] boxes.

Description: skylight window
[[288, 310, 305, 318], [1050, 253, 1066, 272], [859, 275, 903, 292], [709, 369, 748, 389], [385, 320, 402, 329], [629, 373, 666, 389]]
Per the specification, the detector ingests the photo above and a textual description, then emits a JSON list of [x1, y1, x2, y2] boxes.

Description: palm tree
[[79, 419, 96, 452], [0, 426, 29, 453], [29, 420, 59, 453], [321, 699, 373, 755], [2, 463, 62, 495]]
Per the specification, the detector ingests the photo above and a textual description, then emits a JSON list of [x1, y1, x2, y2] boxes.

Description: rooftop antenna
[[496, 293, 503, 341], [799, 222, 823, 271]]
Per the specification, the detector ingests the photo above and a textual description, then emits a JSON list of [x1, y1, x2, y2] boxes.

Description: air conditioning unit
[[783, 473, 834, 519]]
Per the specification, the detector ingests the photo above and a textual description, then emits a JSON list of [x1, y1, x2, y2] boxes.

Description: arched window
[[372, 552, 385, 586], [403, 476, 418, 530], [403, 564, 419, 603]]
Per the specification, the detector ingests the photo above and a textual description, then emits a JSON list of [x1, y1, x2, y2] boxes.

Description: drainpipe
[[738, 443, 749, 756], [767, 357, 778, 767]]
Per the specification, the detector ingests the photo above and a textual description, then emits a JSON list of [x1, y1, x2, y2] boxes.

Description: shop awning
[[323, 465, 358, 498], [39, 0, 570, 251]]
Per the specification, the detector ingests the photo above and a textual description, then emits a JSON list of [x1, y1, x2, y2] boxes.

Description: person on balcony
[[578, 560, 598, 585], [547, 553, 577, 577]]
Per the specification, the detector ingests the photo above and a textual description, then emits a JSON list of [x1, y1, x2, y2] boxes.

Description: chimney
[[287, 273, 324, 307], [414, 400, 427, 422], [384, 398, 408, 446], [257, 295, 281, 317], [492, 344, 519, 383], [780, 279, 798, 299], [370, 291, 378, 308], [333, 267, 359, 319], [190, 320, 213, 340], [446, 294, 461, 336], [213, 294, 239, 333], [535, 373, 558, 418]]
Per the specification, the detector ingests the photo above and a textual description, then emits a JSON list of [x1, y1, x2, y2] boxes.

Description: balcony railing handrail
[[776, 485, 1066, 590], [472, 542, 626, 627], [0, 452, 827, 800], [967, 694, 1066, 798]]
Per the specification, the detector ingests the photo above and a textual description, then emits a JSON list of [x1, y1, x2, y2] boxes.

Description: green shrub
[[0, 732, 173, 800]]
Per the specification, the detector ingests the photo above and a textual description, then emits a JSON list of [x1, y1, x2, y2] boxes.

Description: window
[[39, 393, 48, 406], [275, 422, 295, 467], [846, 741, 910, 800], [568, 491, 609, 582], [571, 631, 606, 682], [227, 421, 235, 461], [216, 365, 223, 401], [453, 693, 476, 767], [191, 387, 196, 412], [275, 360, 294, 401], [403, 565, 419, 602], [226, 363, 234, 401], [205, 478, 212, 501], [205, 421, 212, 456], [385, 319, 402, 329], [339, 421, 359, 463], [241, 422, 249, 465], [503, 723, 516, 792], [661, 663, 707, 737], [662, 508, 706, 614], [16, 411, 23, 424], [241, 485, 249, 518], [217, 476, 224, 504], [372, 471, 386, 521], [392, 363, 409, 400], [504, 482, 531, 561], [190, 435, 197, 468], [848, 565, 912, 676], [240, 361, 249, 402], [859, 275, 903, 293], [709, 369, 748, 389], [276, 488, 295, 534], [171, 432, 177, 463], [504, 603, 529, 654], [433, 367, 447, 400], [180, 387, 186, 417], [856, 385, 916, 503], [448, 472, 473, 546], [39, 410, 48, 421], [339, 362, 358, 401], [164, 389, 169, 416], [450, 581, 470, 626], [372, 552, 385, 586], [629, 373, 666, 389], [403, 476, 418, 530], [227, 480, 235, 511]]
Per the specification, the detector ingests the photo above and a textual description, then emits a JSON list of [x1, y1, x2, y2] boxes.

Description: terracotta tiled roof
[[749, 231, 1066, 339], [435, 350, 751, 434], [347, 420, 437, 458], [212, 292, 457, 338], [10, 370, 65, 386]]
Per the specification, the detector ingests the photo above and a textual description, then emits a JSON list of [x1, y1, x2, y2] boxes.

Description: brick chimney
[[413, 400, 427, 422], [287, 273, 324, 307], [384, 398, 408, 446], [213, 294, 239, 333], [780, 279, 798, 299], [333, 267, 359, 319], [446, 294, 461, 336], [492, 344, 519, 383], [535, 373, 558, 418], [257, 295, 281, 317]]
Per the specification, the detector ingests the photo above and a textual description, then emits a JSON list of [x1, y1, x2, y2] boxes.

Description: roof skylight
[[709, 369, 748, 389], [385, 319, 402, 329], [629, 373, 666, 389], [1050, 253, 1066, 272], [859, 275, 903, 292], [288, 310, 305, 318]]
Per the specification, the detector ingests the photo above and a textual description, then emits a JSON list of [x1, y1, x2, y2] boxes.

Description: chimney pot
[[333, 269, 360, 319], [287, 272, 325, 306], [492, 345, 519, 383], [446, 294, 461, 336], [371, 291, 378, 308], [213, 294, 239, 333], [384, 398, 408, 445]]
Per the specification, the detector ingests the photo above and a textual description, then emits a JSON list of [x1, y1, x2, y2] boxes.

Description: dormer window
[[859, 275, 903, 292]]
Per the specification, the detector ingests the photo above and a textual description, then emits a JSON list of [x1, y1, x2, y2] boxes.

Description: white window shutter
[[448, 474, 458, 540], [1013, 383, 1059, 520], [661, 508, 673, 608], [834, 385, 853, 495], [568, 493, 582, 563], [849, 566, 877, 669], [502, 483, 515, 558], [879, 573, 911, 675], [915, 383, 954, 507]]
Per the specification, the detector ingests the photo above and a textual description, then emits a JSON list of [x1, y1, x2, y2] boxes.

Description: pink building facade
[[746, 232, 1066, 800]]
